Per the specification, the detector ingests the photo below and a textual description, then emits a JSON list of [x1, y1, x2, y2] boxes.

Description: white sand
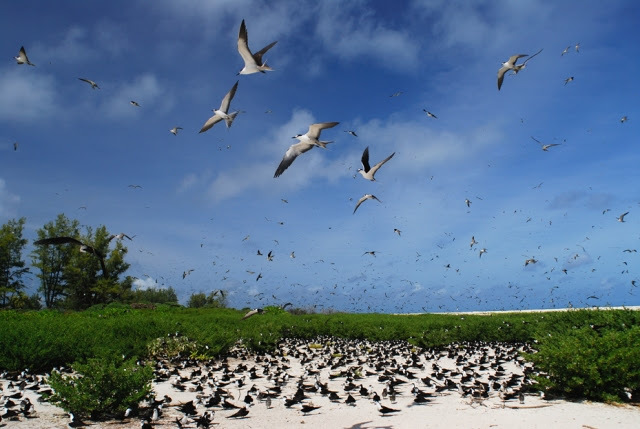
[[3, 337, 639, 429]]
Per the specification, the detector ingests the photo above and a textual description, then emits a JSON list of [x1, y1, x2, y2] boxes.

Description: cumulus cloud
[[133, 276, 157, 290], [0, 69, 58, 122], [101, 73, 173, 119]]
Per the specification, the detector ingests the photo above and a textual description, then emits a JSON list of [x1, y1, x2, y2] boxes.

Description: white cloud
[[133, 276, 157, 290], [0, 179, 20, 218], [0, 68, 58, 122], [101, 73, 173, 119]]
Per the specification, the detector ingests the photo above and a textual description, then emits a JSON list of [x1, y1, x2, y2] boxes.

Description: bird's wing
[[34, 236, 84, 246], [237, 20, 256, 66], [242, 309, 258, 320], [506, 54, 528, 66], [199, 114, 223, 133], [370, 152, 395, 175], [530, 136, 543, 146], [361, 146, 371, 172], [522, 48, 543, 65], [274, 143, 313, 177], [307, 122, 339, 139], [497, 66, 509, 90], [219, 81, 239, 112], [253, 41, 278, 65], [353, 196, 367, 214]]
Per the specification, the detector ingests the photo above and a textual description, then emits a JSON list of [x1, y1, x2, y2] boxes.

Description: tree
[[128, 286, 178, 305], [62, 225, 131, 310], [187, 290, 227, 308], [0, 217, 29, 307], [31, 214, 80, 308]]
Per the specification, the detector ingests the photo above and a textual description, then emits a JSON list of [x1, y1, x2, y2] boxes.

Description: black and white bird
[[34, 236, 107, 275], [497, 49, 543, 90], [564, 76, 574, 85], [374, 400, 399, 415], [15, 46, 35, 66], [353, 194, 381, 214], [358, 146, 395, 181], [274, 122, 339, 177], [242, 308, 264, 320], [199, 81, 240, 133], [169, 127, 183, 136], [423, 109, 437, 119], [237, 19, 277, 75], [108, 233, 133, 242], [78, 78, 100, 89], [344, 130, 358, 137], [130, 101, 140, 107], [227, 407, 249, 418]]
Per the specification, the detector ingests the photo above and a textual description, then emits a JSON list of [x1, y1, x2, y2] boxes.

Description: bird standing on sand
[[227, 407, 249, 418], [237, 19, 277, 75], [274, 122, 339, 177], [374, 400, 399, 415]]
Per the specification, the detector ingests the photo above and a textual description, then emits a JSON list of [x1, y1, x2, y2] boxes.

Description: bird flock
[[9, 18, 636, 314]]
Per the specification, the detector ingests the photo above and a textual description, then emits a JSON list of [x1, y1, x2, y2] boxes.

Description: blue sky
[[1, 0, 639, 312]]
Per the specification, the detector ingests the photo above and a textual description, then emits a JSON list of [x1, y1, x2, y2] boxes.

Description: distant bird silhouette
[[130, 100, 140, 107], [617, 212, 629, 222], [169, 127, 183, 135], [78, 78, 100, 89]]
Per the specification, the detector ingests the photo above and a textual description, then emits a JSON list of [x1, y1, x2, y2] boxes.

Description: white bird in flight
[[358, 146, 395, 181], [344, 130, 358, 137], [617, 212, 629, 222], [531, 136, 561, 151], [470, 236, 477, 248], [237, 19, 277, 75], [170, 127, 183, 135], [564, 76, 574, 85], [199, 81, 240, 133], [274, 122, 339, 177], [561, 46, 571, 56], [497, 49, 543, 90], [78, 78, 100, 89], [15, 46, 35, 66], [353, 194, 381, 214]]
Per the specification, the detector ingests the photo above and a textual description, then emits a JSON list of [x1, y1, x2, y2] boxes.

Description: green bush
[[47, 356, 154, 419], [526, 325, 640, 402]]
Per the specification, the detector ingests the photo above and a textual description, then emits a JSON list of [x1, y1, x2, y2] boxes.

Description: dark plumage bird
[[34, 236, 108, 276], [227, 407, 249, 419], [374, 400, 400, 415], [300, 403, 321, 415]]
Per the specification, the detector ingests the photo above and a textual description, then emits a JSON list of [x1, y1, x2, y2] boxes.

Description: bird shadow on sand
[[344, 421, 393, 429]]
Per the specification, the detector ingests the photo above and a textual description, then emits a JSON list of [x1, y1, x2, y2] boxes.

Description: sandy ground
[[2, 337, 638, 429]]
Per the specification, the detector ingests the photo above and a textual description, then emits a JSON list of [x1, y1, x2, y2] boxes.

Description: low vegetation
[[1, 305, 638, 404]]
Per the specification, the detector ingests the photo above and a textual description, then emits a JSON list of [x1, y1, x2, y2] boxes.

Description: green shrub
[[47, 356, 154, 419], [526, 325, 640, 402]]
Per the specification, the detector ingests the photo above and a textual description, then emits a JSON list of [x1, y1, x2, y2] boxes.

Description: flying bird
[[479, 248, 488, 258], [237, 19, 277, 75], [199, 81, 240, 133], [78, 78, 100, 89], [353, 194, 381, 214], [169, 127, 183, 135], [242, 308, 264, 320], [13, 142, 18, 151], [620, 116, 628, 123], [183, 269, 194, 279], [358, 146, 395, 181], [394, 228, 402, 236], [274, 122, 339, 177], [561, 46, 571, 56], [531, 136, 561, 151], [108, 233, 133, 242], [564, 76, 574, 85], [389, 91, 403, 97], [15, 46, 35, 66], [617, 212, 629, 222], [465, 198, 471, 207], [470, 236, 477, 248], [524, 258, 538, 266], [497, 49, 543, 90], [344, 130, 358, 137], [34, 237, 107, 276], [423, 109, 437, 119], [130, 101, 140, 107], [575, 43, 580, 53]]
